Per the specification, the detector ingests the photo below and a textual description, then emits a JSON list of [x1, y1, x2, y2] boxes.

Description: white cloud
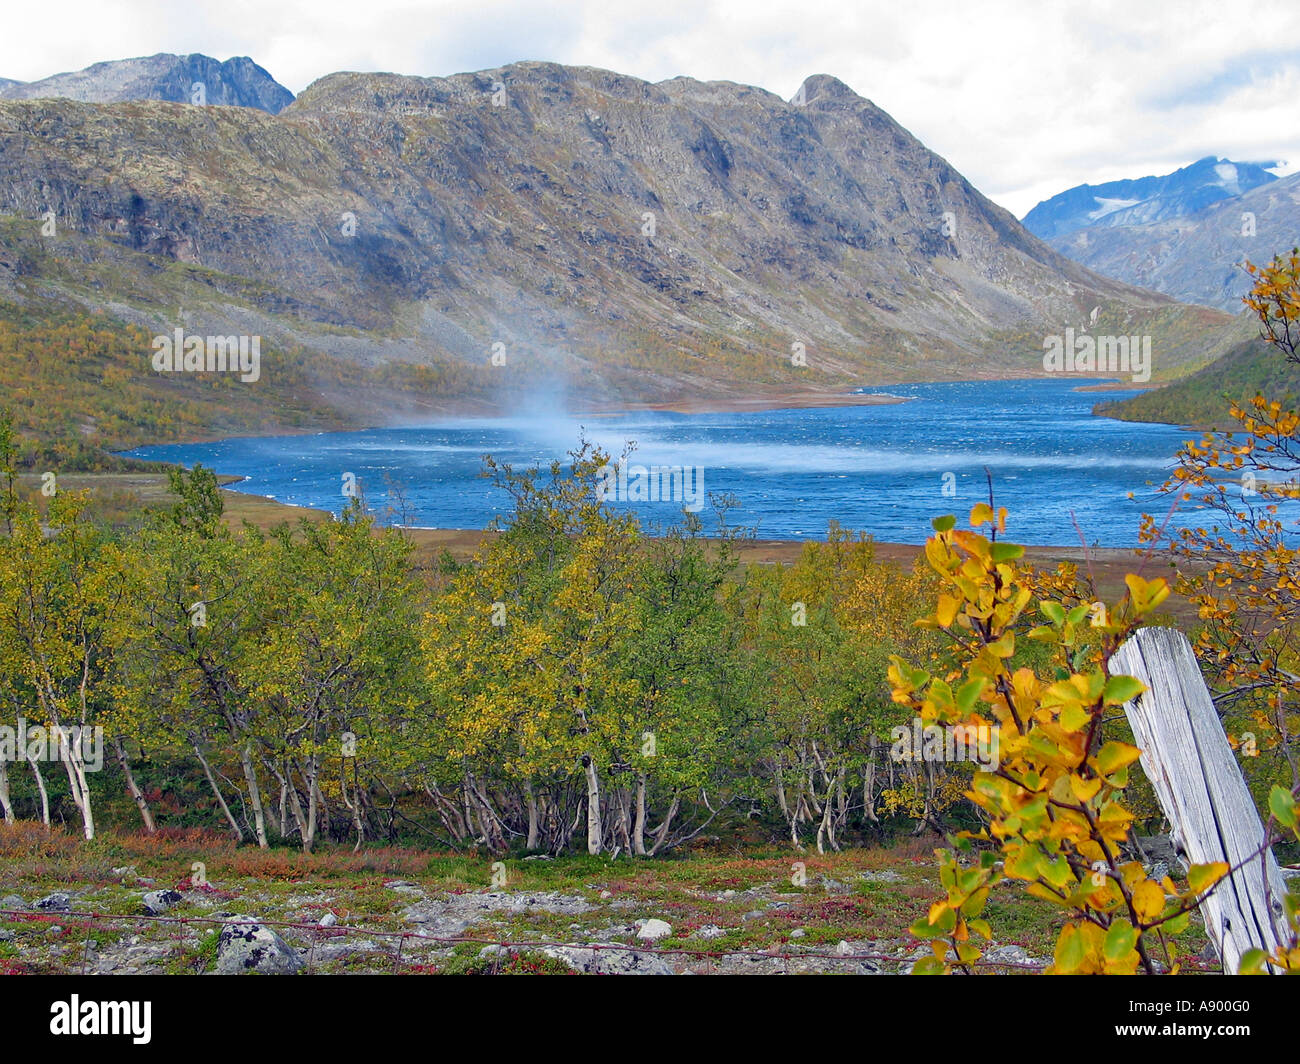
[[1, 0, 1297, 216]]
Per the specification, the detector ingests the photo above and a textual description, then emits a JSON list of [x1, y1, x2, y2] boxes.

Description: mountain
[[0, 54, 293, 113], [1023, 156, 1279, 242], [0, 62, 1237, 452], [1042, 173, 1300, 312]]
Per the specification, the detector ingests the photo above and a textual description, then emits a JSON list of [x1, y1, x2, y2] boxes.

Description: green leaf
[[955, 677, 985, 714], [1269, 785, 1298, 830], [1054, 924, 1086, 973], [932, 515, 957, 533], [1102, 675, 1145, 706], [1237, 948, 1268, 975], [1040, 601, 1067, 625], [1103, 920, 1137, 962], [909, 955, 946, 975], [909, 915, 946, 940], [990, 542, 1025, 563]]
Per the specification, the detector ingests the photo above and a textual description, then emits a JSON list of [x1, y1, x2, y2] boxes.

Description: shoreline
[[211, 476, 1155, 562]]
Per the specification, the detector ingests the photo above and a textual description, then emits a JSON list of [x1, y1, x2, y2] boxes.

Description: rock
[[522, 854, 553, 860], [1199, 939, 1220, 963], [741, 910, 766, 921], [111, 865, 137, 879], [543, 944, 674, 975], [790, 928, 806, 938], [478, 944, 509, 960], [692, 925, 727, 939], [319, 912, 337, 928], [984, 944, 1035, 966], [1, 894, 24, 911], [636, 918, 672, 942], [0, 929, 13, 941], [35, 892, 70, 912], [599, 890, 612, 899], [47, 925, 63, 935], [718, 890, 736, 899], [216, 915, 305, 975], [834, 940, 853, 956], [401, 890, 593, 937], [142, 889, 183, 915]]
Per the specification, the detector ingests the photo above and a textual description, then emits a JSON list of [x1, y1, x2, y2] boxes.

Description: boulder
[[216, 915, 305, 975], [543, 944, 674, 975], [636, 918, 672, 941], [142, 889, 183, 915], [34, 892, 70, 912]]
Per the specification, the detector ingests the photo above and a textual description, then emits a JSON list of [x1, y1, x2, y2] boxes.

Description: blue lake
[[123, 378, 1238, 547]]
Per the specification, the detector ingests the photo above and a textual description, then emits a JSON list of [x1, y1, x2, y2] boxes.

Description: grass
[[0, 822, 1262, 974]]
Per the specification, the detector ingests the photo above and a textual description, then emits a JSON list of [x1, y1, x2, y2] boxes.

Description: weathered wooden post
[[1110, 626, 1293, 973]]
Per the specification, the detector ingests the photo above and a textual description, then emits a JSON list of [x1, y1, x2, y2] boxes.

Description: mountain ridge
[[0, 53, 294, 113], [0, 60, 1243, 452]]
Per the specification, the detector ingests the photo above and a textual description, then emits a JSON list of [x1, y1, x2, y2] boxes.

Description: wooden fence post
[[1110, 626, 1293, 973]]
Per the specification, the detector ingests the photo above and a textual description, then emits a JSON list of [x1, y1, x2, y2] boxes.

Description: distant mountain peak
[[0, 53, 293, 113], [791, 74, 862, 108], [1024, 156, 1279, 241]]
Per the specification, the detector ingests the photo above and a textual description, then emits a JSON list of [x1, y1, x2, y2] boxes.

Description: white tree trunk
[[1112, 626, 1294, 973]]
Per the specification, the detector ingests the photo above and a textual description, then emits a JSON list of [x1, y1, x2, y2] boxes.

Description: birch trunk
[[194, 742, 242, 841], [582, 755, 602, 856], [237, 744, 269, 848], [113, 737, 156, 833]]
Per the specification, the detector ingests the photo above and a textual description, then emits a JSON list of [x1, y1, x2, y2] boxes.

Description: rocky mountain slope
[[1044, 173, 1300, 312], [0, 62, 1239, 434], [0, 54, 293, 113]]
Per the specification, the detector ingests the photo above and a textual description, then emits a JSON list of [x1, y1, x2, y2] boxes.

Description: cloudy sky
[[2, 0, 1297, 216]]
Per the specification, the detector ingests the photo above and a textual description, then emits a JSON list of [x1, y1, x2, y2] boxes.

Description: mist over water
[[123, 379, 1262, 546]]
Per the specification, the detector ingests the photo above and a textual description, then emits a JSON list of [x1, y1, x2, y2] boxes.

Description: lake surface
[[124, 379, 1236, 546]]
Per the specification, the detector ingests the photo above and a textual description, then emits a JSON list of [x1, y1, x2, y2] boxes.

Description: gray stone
[[636, 918, 672, 941], [543, 944, 674, 975], [34, 892, 70, 912], [692, 925, 727, 939], [0, 894, 24, 911], [142, 889, 183, 915], [216, 915, 305, 975], [401, 889, 592, 937], [984, 944, 1035, 966], [319, 912, 337, 927], [0, 929, 13, 941], [789, 928, 806, 938], [741, 910, 766, 921]]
